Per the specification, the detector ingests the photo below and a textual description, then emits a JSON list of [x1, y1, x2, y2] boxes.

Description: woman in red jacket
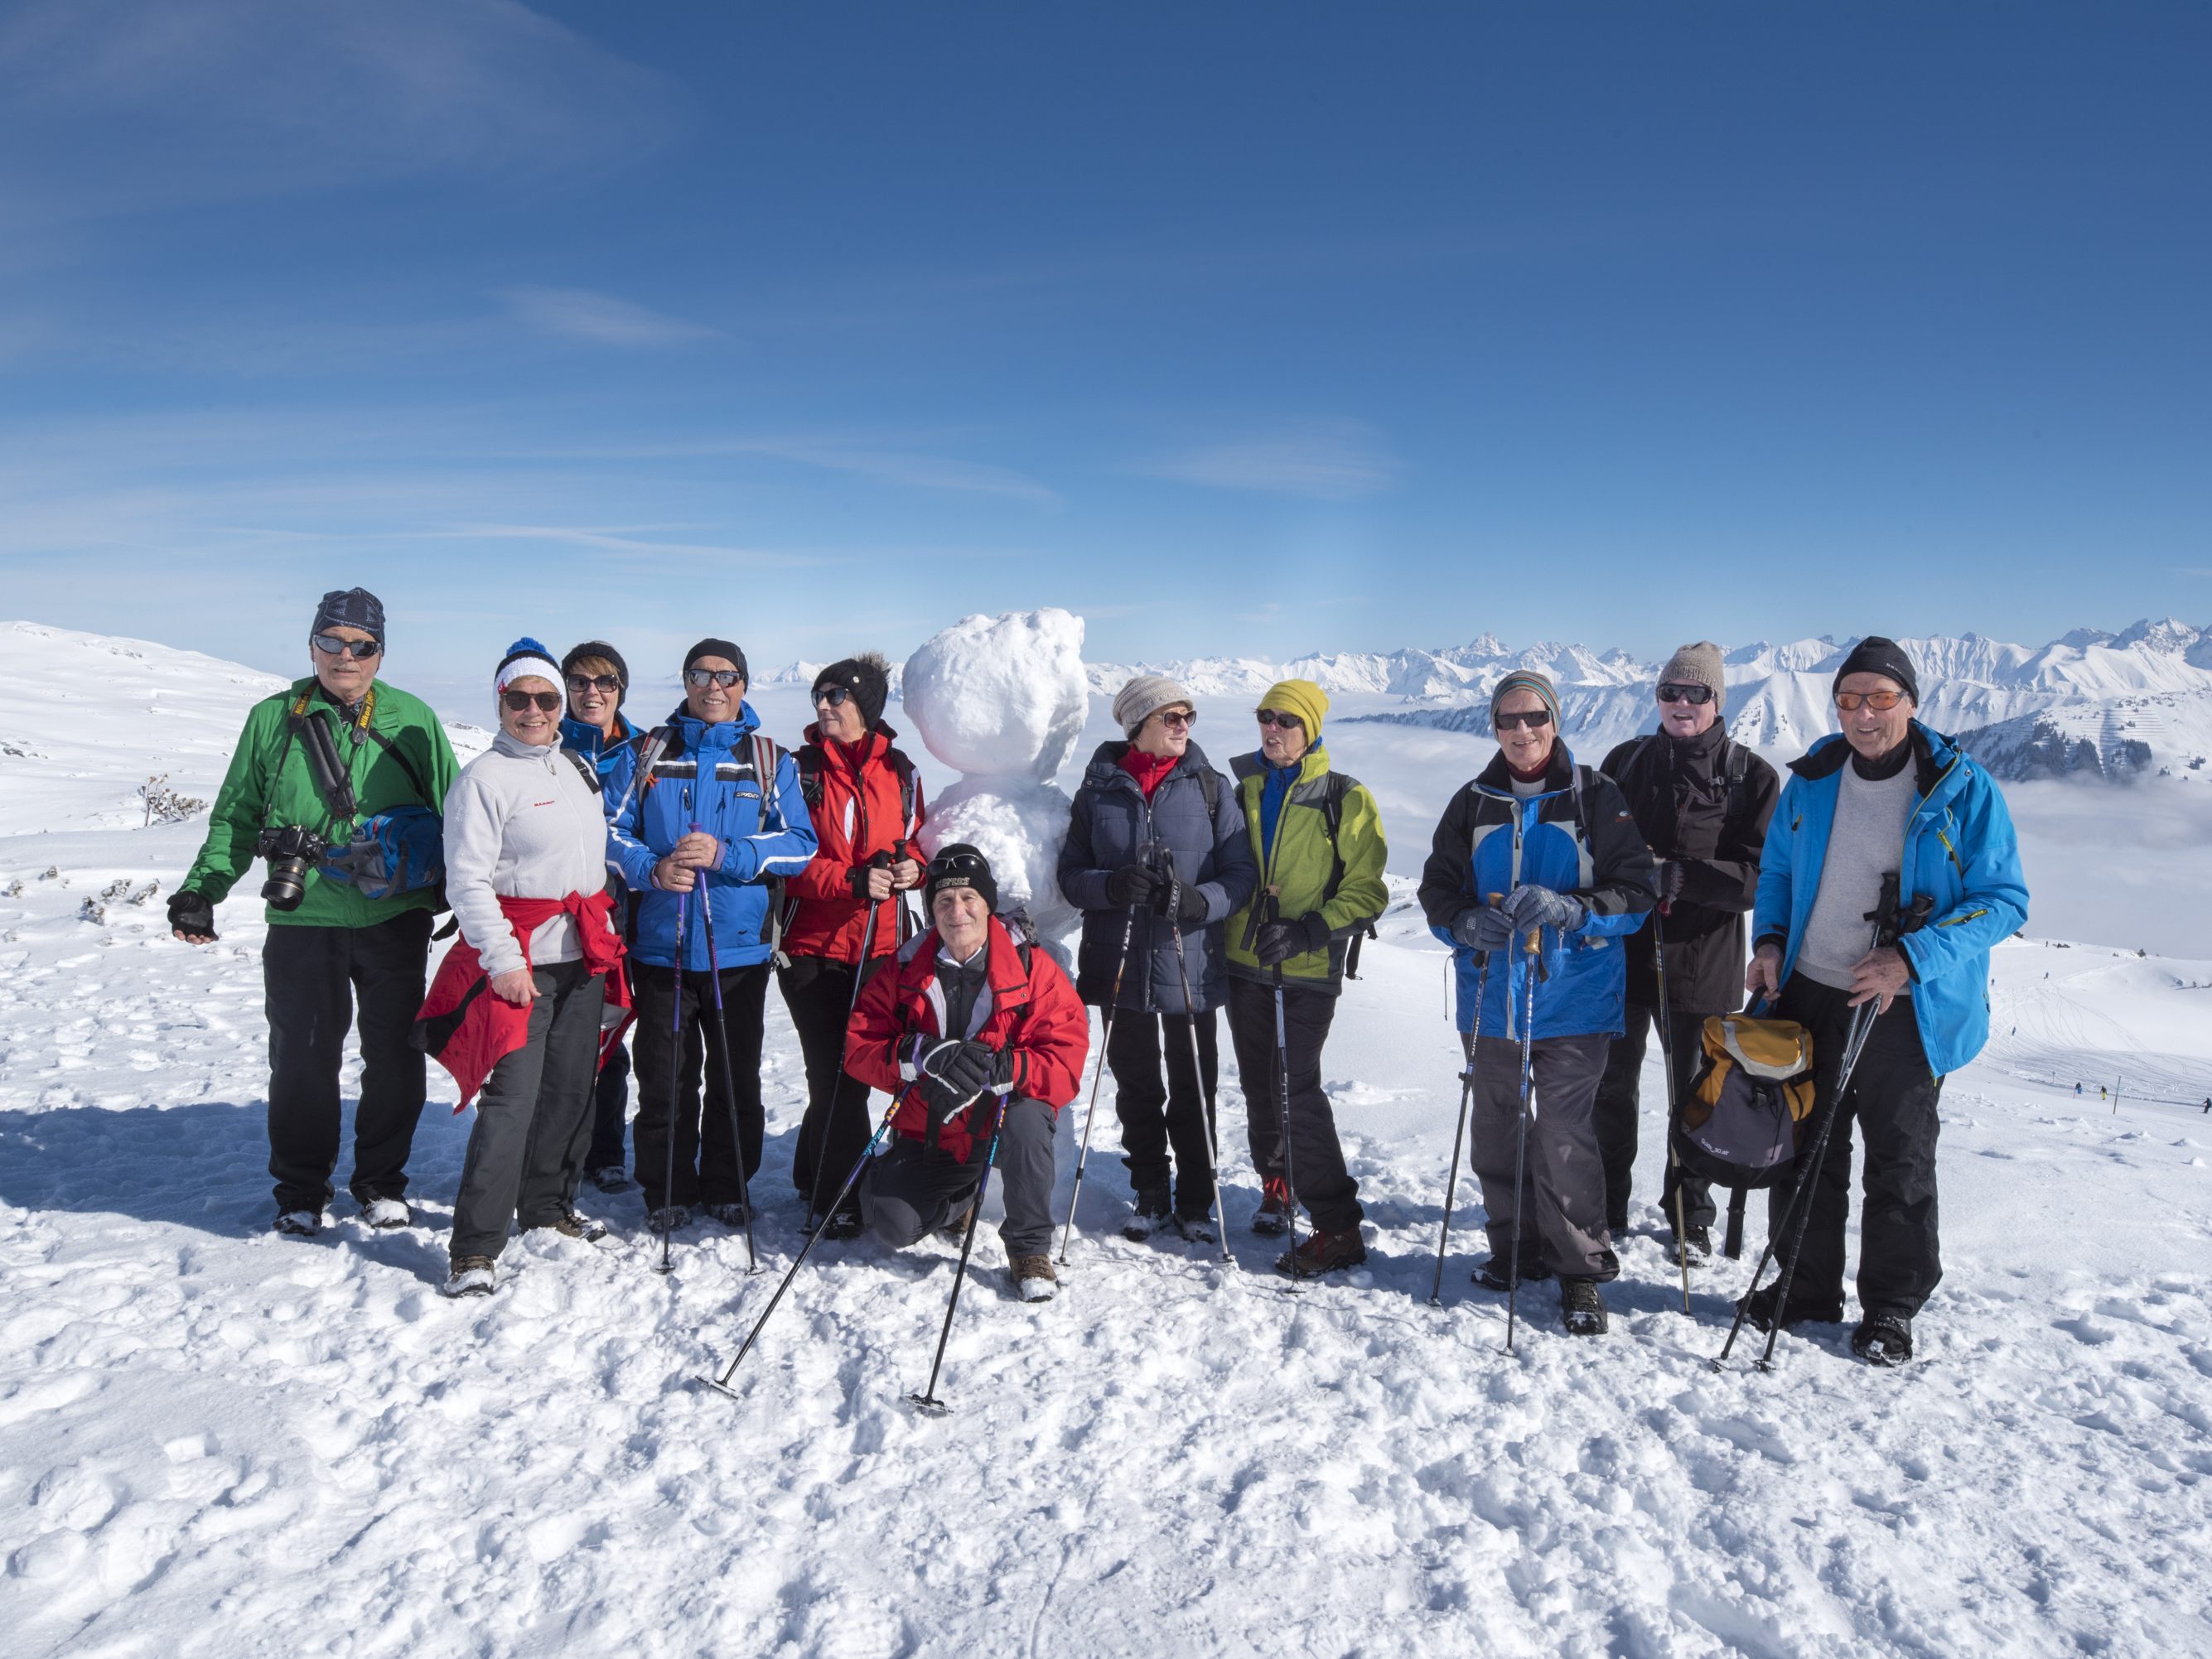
[[777, 655, 926, 1237], [846, 846, 1089, 1302]]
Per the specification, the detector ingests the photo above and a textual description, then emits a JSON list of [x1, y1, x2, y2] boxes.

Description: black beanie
[[813, 653, 891, 729], [683, 638, 748, 681], [562, 639, 630, 702], [1833, 636, 1920, 705], [924, 843, 997, 914], [312, 587, 384, 646]]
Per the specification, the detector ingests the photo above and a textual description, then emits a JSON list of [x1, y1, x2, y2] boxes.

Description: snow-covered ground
[[5, 622, 2211, 1657]]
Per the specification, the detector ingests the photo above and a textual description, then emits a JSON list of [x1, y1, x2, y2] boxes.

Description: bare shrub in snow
[[138, 774, 207, 827]]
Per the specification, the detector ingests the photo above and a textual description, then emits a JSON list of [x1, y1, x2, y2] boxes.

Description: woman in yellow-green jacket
[[1223, 679, 1388, 1277]]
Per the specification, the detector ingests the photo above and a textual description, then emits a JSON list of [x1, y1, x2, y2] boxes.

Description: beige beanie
[[1112, 673, 1196, 738], [1658, 641, 1726, 702]]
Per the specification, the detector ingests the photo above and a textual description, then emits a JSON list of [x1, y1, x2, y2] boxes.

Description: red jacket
[[844, 917, 1089, 1161], [416, 891, 631, 1108], [781, 722, 928, 964]]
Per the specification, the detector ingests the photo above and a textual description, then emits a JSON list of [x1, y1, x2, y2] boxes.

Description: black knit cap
[[1833, 635, 1920, 705], [813, 653, 891, 729], [683, 638, 747, 681], [561, 639, 630, 702], [924, 843, 997, 914], [312, 587, 384, 646]]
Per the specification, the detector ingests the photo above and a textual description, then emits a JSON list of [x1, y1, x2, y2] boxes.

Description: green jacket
[[183, 678, 460, 928], [1224, 743, 1389, 992]]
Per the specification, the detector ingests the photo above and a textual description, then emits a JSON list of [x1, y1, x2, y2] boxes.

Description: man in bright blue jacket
[[1745, 637, 2028, 1367], [609, 639, 817, 1230]]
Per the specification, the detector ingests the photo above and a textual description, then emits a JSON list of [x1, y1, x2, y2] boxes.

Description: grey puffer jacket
[[1057, 740, 1258, 1015]]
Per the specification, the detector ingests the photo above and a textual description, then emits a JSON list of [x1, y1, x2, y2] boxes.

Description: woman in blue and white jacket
[[608, 639, 816, 1232]]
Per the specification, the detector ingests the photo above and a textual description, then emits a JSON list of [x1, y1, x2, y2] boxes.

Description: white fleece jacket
[[442, 731, 611, 977]]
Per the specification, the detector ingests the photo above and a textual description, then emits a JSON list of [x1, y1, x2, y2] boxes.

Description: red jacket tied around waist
[[780, 722, 927, 964], [415, 890, 631, 1108], [843, 918, 1089, 1161]]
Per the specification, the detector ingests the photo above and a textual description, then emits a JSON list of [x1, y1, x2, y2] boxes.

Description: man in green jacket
[[1224, 678, 1389, 1276], [169, 590, 460, 1237]]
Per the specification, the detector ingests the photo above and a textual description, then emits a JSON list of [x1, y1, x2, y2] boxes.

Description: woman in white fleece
[[440, 639, 621, 1297]]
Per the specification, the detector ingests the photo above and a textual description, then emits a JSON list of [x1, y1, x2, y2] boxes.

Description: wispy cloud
[[498, 287, 720, 347], [1139, 421, 1404, 503], [415, 523, 825, 567], [722, 436, 1059, 505]]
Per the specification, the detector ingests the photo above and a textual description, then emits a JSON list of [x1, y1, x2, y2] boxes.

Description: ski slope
[[3, 625, 2210, 1657]]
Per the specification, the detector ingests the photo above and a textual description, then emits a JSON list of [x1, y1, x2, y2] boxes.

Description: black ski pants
[[1471, 1032, 1618, 1281], [582, 1034, 630, 1175], [630, 960, 770, 1211], [858, 1097, 1057, 1258], [1107, 1006, 1219, 1218], [778, 953, 884, 1218], [1592, 1003, 1718, 1235], [449, 962, 604, 1260], [1226, 977, 1362, 1233], [1770, 977, 1945, 1320], [263, 909, 432, 1216]]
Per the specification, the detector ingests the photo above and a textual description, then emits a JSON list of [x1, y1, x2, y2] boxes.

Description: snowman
[[903, 608, 1087, 953]]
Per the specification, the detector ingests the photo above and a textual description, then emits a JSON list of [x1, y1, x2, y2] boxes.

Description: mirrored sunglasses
[[685, 668, 744, 689], [1835, 689, 1905, 711], [312, 633, 382, 659]]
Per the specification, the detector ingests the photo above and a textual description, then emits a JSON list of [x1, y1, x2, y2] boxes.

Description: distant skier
[[1059, 675, 1256, 1242], [1591, 642, 1779, 1266], [846, 846, 1089, 1301], [1744, 638, 2029, 1367], [2075, 1082, 2083, 1095], [168, 589, 458, 1237], [1420, 670, 1658, 1336]]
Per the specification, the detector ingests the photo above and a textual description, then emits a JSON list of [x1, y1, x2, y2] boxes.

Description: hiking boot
[[587, 1165, 631, 1194], [1010, 1254, 1058, 1302], [360, 1196, 412, 1231], [1251, 1177, 1294, 1235], [1669, 1227, 1712, 1268], [1560, 1276, 1609, 1337], [647, 1204, 692, 1235], [539, 1208, 608, 1243], [1123, 1184, 1172, 1241], [1851, 1313, 1915, 1367], [1738, 1280, 1844, 1333], [1274, 1227, 1367, 1278], [273, 1209, 323, 1238], [704, 1202, 751, 1229], [1473, 1251, 1553, 1292], [1172, 1209, 1219, 1245], [940, 1202, 975, 1242], [809, 1208, 865, 1242], [442, 1256, 496, 1298]]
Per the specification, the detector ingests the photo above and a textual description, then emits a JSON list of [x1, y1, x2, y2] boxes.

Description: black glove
[[918, 1072, 974, 1126], [1654, 860, 1685, 904], [1104, 864, 1159, 908], [1175, 880, 1209, 926], [1452, 904, 1514, 953], [1502, 885, 1586, 935], [1253, 911, 1330, 967], [846, 850, 893, 902], [940, 1039, 997, 1099], [167, 890, 215, 939]]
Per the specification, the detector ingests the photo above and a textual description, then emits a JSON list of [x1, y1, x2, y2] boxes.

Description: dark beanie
[[312, 587, 384, 646], [684, 638, 747, 680], [562, 639, 630, 702], [813, 653, 891, 729], [1833, 636, 1920, 704], [924, 842, 997, 914]]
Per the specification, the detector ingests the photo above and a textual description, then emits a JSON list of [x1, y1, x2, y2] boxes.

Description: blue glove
[[1503, 885, 1586, 935]]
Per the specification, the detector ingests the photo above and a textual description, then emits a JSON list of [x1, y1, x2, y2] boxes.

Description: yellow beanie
[[1261, 678, 1330, 741]]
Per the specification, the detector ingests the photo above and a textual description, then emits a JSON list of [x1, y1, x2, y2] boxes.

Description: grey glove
[[1452, 904, 1514, 953], [1502, 884, 1586, 935]]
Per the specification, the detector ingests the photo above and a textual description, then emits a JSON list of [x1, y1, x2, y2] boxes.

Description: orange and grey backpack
[[1674, 1013, 1817, 1188]]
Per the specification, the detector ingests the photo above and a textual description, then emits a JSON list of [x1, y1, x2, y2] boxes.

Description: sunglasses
[[686, 668, 744, 689], [502, 689, 562, 713], [312, 633, 382, 659], [1835, 689, 1905, 711], [1494, 709, 1554, 731], [567, 673, 621, 694], [1153, 708, 1197, 729], [814, 685, 853, 707], [1255, 710, 1303, 731], [1656, 682, 1715, 706]]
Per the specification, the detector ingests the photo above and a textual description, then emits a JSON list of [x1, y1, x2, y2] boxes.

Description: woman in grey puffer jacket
[[1057, 676, 1257, 1240]]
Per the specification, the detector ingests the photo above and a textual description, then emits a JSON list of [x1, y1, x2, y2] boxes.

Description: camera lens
[[262, 858, 310, 911]]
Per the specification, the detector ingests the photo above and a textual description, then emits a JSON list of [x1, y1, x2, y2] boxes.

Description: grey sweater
[[1795, 761, 1915, 994], [442, 731, 611, 977]]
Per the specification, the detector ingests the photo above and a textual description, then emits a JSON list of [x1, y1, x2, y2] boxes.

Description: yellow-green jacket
[[1224, 743, 1388, 993]]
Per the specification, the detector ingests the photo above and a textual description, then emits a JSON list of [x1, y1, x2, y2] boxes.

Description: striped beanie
[[1489, 669, 1562, 729]]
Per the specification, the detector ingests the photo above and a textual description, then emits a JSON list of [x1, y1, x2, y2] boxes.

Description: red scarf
[[1119, 747, 1178, 801]]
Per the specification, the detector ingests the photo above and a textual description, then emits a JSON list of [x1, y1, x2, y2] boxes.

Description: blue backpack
[[321, 804, 446, 901]]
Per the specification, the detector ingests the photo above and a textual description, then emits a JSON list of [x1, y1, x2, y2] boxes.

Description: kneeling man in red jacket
[[845, 844, 1089, 1302]]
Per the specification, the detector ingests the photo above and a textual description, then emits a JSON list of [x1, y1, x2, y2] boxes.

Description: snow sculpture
[[903, 608, 1087, 949]]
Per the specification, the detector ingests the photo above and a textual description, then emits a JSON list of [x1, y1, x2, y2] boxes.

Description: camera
[[256, 825, 330, 912]]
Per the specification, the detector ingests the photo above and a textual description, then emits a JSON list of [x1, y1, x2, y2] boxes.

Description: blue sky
[[2, 2, 2206, 702]]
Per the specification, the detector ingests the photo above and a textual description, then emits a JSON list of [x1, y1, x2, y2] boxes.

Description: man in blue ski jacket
[[1745, 636, 2028, 1367], [609, 639, 817, 1231]]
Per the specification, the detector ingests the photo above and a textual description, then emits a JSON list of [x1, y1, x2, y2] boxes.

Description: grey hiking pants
[[858, 1097, 1058, 1258], [1470, 1030, 1618, 1281], [450, 961, 604, 1261]]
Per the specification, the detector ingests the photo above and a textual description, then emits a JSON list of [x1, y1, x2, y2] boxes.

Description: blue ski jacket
[[608, 702, 818, 971], [1754, 722, 2028, 1078], [559, 711, 641, 804]]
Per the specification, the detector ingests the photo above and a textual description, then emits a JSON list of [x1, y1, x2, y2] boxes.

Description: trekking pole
[[689, 823, 760, 1276], [654, 884, 690, 1276], [1722, 1187, 1748, 1260], [704, 1100, 899, 1397], [1652, 917, 1693, 1315], [1268, 890, 1303, 1285], [805, 848, 891, 1225], [908, 1092, 1009, 1415], [1056, 899, 1141, 1262], [1428, 893, 1500, 1307], [1161, 848, 1232, 1265], [1504, 923, 1541, 1353]]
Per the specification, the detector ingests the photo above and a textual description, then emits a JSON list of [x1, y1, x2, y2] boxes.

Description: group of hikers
[[168, 590, 2028, 1367]]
